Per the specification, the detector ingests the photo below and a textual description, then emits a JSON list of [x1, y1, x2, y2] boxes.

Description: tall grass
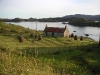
[[0, 50, 58, 75], [1, 34, 99, 75]]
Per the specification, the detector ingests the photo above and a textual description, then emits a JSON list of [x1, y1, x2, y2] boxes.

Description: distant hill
[[0, 14, 100, 22], [63, 14, 100, 21]]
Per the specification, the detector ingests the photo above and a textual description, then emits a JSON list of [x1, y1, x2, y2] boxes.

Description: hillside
[[63, 14, 100, 21], [0, 22, 100, 75], [68, 18, 100, 27], [1, 14, 100, 22]]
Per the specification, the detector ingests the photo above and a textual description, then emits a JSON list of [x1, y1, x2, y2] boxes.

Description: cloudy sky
[[0, 0, 100, 19]]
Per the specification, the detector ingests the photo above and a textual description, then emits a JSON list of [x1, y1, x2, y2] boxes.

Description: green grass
[[0, 22, 100, 75]]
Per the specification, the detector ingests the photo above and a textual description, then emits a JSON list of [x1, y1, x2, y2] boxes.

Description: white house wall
[[64, 30, 69, 37], [47, 32, 52, 36], [43, 32, 46, 36], [54, 32, 58, 36], [64, 31, 66, 37], [44, 31, 69, 37], [44, 32, 64, 37], [58, 33, 63, 36]]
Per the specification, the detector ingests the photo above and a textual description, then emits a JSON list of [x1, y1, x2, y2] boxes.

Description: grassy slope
[[0, 22, 100, 75]]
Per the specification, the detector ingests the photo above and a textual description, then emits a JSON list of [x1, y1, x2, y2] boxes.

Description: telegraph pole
[[35, 20, 38, 57], [36, 21, 37, 33]]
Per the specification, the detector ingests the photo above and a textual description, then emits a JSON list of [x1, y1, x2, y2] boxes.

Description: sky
[[0, 0, 100, 19]]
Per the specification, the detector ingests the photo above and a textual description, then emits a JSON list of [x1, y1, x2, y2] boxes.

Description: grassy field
[[0, 22, 100, 75]]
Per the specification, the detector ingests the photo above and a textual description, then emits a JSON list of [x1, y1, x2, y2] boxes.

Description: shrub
[[53, 51, 60, 55], [29, 33, 34, 37], [17, 34, 24, 42], [74, 35, 78, 40]]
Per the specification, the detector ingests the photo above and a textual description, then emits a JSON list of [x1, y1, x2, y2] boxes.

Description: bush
[[17, 34, 24, 42], [74, 35, 78, 40], [29, 33, 34, 37], [53, 51, 60, 55]]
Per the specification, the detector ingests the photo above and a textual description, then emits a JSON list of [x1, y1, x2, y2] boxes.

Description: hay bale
[[70, 33, 74, 37], [74, 35, 78, 40], [38, 35, 42, 40], [17, 35, 24, 42], [80, 36, 83, 41], [35, 34, 38, 38]]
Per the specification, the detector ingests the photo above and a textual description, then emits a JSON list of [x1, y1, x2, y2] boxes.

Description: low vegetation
[[69, 18, 100, 27], [0, 22, 100, 75]]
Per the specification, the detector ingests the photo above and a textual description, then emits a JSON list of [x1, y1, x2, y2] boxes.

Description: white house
[[44, 25, 69, 37]]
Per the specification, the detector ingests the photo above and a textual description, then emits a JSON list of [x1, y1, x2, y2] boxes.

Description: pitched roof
[[44, 27, 65, 33]]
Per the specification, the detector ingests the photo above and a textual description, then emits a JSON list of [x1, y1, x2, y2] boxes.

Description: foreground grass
[[0, 34, 100, 75], [0, 22, 100, 75], [0, 50, 57, 75]]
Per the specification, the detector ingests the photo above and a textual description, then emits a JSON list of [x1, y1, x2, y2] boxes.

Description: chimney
[[65, 25, 67, 30], [45, 24, 48, 28]]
